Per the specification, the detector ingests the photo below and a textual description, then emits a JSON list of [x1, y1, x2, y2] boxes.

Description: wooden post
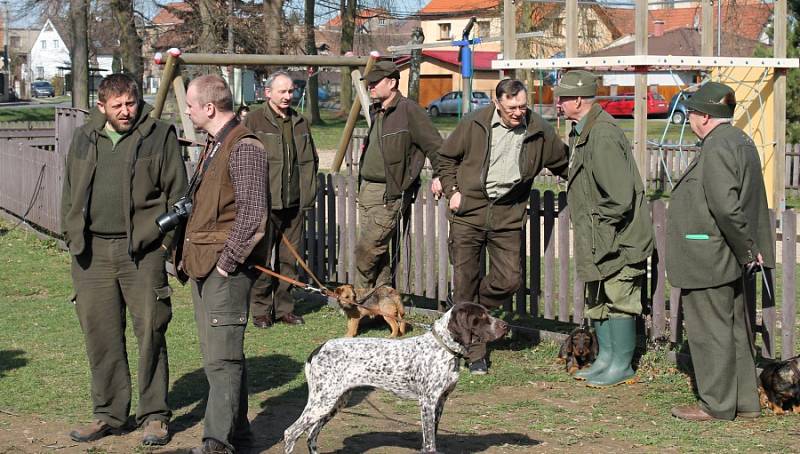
[[633, 0, 648, 188], [701, 0, 714, 57], [503, 0, 516, 62], [543, 191, 555, 319], [151, 54, 179, 119], [529, 190, 541, 317], [566, 0, 578, 58], [408, 27, 424, 103], [171, 74, 199, 158], [781, 210, 796, 360], [351, 69, 372, 127], [773, 0, 787, 210], [651, 200, 666, 340], [333, 55, 378, 173], [557, 192, 569, 322]]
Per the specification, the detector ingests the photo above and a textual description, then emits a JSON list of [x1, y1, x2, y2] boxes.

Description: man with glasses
[[555, 70, 653, 387], [666, 82, 774, 421], [354, 61, 442, 290], [437, 78, 569, 374]]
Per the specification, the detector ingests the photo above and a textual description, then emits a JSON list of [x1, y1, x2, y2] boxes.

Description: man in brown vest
[[179, 75, 269, 454]]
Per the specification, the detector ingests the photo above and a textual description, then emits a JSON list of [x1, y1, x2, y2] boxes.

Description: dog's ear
[[447, 304, 482, 347], [334, 286, 344, 296], [559, 335, 573, 358]]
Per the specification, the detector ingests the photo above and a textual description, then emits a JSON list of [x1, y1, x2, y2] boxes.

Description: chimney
[[654, 20, 665, 37]]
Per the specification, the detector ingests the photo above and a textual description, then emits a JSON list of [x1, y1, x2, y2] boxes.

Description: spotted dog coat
[[283, 303, 508, 454]]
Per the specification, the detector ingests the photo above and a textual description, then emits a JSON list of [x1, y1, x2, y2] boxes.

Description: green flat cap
[[361, 60, 400, 84], [683, 81, 736, 118], [553, 70, 599, 97]]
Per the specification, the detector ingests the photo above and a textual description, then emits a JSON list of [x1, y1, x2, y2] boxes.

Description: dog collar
[[431, 325, 466, 358]]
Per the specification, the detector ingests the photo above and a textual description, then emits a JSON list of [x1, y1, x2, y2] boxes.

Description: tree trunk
[[263, 0, 284, 55], [339, 0, 356, 116], [305, 0, 323, 125], [109, 0, 143, 90], [198, 0, 222, 54], [407, 27, 424, 103], [69, 0, 89, 110]]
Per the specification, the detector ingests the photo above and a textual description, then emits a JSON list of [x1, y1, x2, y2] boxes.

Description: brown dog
[[332, 284, 407, 337], [758, 355, 800, 415], [557, 326, 598, 375]]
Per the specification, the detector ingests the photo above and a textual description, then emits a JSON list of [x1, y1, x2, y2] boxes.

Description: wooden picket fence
[[0, 108, 797, 361]]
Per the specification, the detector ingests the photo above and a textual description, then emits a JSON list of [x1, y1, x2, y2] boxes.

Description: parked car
[[31, 80, 55, 98], [667, 91, 695, 124], [597, 91, 669, 117], [427, 91, 491, 117]]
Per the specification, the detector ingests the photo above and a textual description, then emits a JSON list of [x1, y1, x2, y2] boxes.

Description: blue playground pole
[[452, 17, 481, 116]]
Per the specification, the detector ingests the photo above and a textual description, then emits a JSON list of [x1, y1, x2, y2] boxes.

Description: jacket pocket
[[183, 231, 228, 279], [591, 214, 619, 265]]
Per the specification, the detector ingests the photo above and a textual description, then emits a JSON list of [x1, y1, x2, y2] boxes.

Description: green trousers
[[448, 221, 521, 362], [192, 267, 254, 449], [681, 279, 760, 420], [354, 181, 405, 289], [250, 207, 303, 319], [585, 262, 646, 320], [71, 236, 172, 428]]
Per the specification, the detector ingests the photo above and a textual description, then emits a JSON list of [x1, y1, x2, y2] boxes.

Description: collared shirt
[[485, 109, 525, 199], [205, 121, 268, 272], [568, 114, 590, 168]]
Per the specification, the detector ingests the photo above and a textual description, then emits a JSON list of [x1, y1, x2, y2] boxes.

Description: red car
[[598, 92, 669, 117]]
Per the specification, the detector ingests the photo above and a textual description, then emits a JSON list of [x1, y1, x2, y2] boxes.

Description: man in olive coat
[[555, 70, 654, 387], [438, 78, 569, 374], [355, 61, 441, 290], [246, 70, 319, 328], [666, 81, 774, 421]]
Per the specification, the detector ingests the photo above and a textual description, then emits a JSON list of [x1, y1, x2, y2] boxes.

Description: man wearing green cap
[[666, 81, 774, 421], [355, 60, 442, 290], [555, 70, 654, 387]]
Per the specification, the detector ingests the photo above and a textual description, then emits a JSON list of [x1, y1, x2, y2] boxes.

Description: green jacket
[[437, 106, 568, 231], [245, 105, 319, 210], [567, 104, 654, 281], [666, 123, 775, 289], [358, 93, 442, 202], [60, 103, 188, 257]]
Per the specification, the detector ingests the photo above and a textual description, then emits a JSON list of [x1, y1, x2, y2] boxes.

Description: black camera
[[156, 197, 193, 234]]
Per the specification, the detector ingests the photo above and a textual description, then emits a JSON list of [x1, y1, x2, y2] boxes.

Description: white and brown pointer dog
[[284, 302, 508, 454]]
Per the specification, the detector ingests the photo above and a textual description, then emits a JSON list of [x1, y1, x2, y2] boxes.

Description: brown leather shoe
[[190, 438, 233, 454], [69, 419, 118, 442], [736, 410, 761, 419], [142, 419, 170, 446], [671, 404, 715, 421], [252, 315, 272, 329], [278, 313, 305, 325]]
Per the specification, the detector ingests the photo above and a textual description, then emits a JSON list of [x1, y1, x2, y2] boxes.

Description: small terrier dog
[[332, 284, 407, 337], [557, 326, 598, 374], [758, 355, 800, 415]]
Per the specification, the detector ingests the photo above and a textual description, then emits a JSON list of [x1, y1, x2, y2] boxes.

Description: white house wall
[[30, 20, 70, 81]]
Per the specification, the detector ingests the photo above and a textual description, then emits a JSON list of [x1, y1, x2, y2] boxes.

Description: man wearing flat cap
[[666, 81, 774, 421], [354, 60, 442, 290], [555, 70, 654, 387]]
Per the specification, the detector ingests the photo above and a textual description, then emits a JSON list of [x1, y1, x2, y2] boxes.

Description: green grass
[[0, 107, 56, 123], [1, 217, 800, 451]]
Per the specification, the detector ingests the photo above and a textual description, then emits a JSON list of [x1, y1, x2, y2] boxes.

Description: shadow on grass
[[0, 350, 27, 377], [169, 354, 303, 436], [338, 431, 540, 453]]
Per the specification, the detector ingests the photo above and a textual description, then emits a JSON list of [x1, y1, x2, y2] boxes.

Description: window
[[552, 18, 563, 37], [53, 40, 59, 48], [587, 20, 597, 38], [439, 23, 451, 41], [477, 21, 491, 37], [378, 18, 385, 26], [40, 40, 47, 49], [10, 36, 19, 49]]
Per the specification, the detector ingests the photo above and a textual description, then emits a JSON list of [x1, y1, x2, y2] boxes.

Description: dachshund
[[758, 355, 800, 415], [557, 326, 598, 375]]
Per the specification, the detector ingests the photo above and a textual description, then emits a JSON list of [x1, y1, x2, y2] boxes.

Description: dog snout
[[494, 318, 509, 338]]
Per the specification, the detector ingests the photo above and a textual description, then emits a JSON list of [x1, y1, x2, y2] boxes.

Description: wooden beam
[[633, 0, 648, 188], [176, 53, 368, 67], [773, 0, 787, 210], [565, 0, 578, 58], [332, 55, 378, 173], [151, 54, 179, 119], [491, 55, 799, 70], [701, 0, 713, 57], [503, 0, 516, 60]]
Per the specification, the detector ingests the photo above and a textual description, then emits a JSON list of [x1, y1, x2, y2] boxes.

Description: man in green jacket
[[355, 61, 442, 290], [666, 82, 774, 421], [555, 70, 654, 387], [438, 78, 569, 374], [246, 70, 319, 328], [61, 73, 188, 445]]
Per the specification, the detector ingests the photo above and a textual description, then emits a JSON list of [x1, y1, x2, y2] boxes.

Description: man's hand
[[216, 266, 228, 278], [449, 191, 462, 212], [745, 253, 764, 273], [431, 177, 443, 199]]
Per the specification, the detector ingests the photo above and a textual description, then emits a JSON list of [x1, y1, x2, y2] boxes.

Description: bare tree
[[109, 0, 143, 88], [407, 27, 424, 102], [263, 0, 284, 56], [69, 0, 89, 109], [339, 0, 356, 116], [305, 0, 323, 125], [197, 0, 224, 54]]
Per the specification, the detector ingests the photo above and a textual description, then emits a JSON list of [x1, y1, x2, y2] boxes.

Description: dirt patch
[[0, 382, 670, 454]]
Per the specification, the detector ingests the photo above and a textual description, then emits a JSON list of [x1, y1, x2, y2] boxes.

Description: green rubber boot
[[574, 319, 611, 381], [587, 317, 636, 387]]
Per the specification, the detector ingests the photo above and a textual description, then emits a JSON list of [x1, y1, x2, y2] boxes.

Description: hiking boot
[[142, 419, 170, 446], [587, 317, 637, 387], [469, 359, 488, 375], [190, 438, 234, 454], [69, 419, 118, 443]]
